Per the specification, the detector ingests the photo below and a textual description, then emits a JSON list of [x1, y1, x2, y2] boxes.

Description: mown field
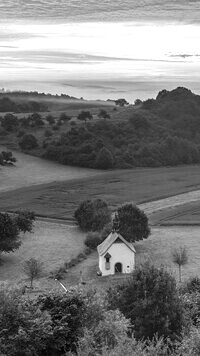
[[0, 146, 103, 193], [0, 220, 86, 291], [1, 223, 198, 291], [51, 226, 200, 288], [1, 163, 200, 221]]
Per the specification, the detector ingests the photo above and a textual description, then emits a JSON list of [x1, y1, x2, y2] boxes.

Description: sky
[[1, 1, 200, 101]]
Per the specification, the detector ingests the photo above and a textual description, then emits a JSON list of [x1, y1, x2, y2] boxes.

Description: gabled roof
[[97, 232, 136, 256]]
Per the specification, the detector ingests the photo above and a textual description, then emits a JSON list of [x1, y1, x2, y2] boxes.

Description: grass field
[[0, 219, 86, 291], [151, 200, 200, 225], [1, 164, 200, 221], [0, 146, 103, 193], [1, 224, 198, 291], [62, 226, 200, 288]]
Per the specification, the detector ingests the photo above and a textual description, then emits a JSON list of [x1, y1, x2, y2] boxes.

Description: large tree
[[107, 263, 183, 340], [0, 211, 35, 255], [113, 203, 150, 242], [74, 199, 111, 232], [0, 213, 21, 254]]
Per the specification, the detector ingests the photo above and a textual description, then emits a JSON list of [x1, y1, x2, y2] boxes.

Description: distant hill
[[0, 90, 114, 113], [43, 87, 200, 169]]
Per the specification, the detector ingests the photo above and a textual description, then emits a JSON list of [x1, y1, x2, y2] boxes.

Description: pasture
[[0, 219, 86, 291], [1, 163, 200, 221], [63, 226, 200, 288], [0, 146, 103, 193]]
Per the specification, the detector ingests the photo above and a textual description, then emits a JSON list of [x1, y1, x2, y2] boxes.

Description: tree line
[[43, 87, 200, 169]]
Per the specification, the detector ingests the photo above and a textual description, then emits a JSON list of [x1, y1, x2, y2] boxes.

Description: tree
[[98, 109, 110, 119], [0, 213, 21, 255], [77, 111, 93, 123], [1, 113, 19, 131], [113, 203, 150, 242], [115, 98, 129, 107], [172, 246, 188, 282], [19, 134, 38, 150], [134, 98, 142, 106], [107, 263, 183, 340], [0, 288, 52, 356], [74, 199, 111, 232], [46, 114, 55, 125], [37, 291, 85, 354], [14, 210, 35, 233], [23, 258, 44, 288], [95, 147, 114, 169]]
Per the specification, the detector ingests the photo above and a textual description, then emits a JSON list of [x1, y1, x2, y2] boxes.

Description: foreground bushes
[[4, 264, 200, 355]]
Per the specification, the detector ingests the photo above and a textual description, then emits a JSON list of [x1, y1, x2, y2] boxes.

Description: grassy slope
[[0, 220, 86, 290], [59, 226, 200, 287], [1, 164, 200, 221]]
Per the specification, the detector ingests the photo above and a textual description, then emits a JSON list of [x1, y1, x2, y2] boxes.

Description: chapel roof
[[97, 231, 136, 256]]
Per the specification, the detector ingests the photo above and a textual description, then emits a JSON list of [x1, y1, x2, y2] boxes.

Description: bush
[[95, 147, 114, 169], [184, 277, 200, 294], [19, 133, 38, 150], [107, 262, 184, 340], [44, 129, 53, 137], [74, 199, 111, 232], [85, 232, 103, 249]]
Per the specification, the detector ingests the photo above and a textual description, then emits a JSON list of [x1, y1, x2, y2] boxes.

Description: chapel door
[[115, 262, 122, 273]]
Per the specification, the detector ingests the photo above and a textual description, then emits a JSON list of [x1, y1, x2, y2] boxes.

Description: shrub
[[17, 129, 25, 138], [85, 232, 103, 249], [19, 133, 38, 150], [184, 277, 200, 294], [95, 147, 114, 169], [74, 199, 111, 232], [44, 129, 53, 137]]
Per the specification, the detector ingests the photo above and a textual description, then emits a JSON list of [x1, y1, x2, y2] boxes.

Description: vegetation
[[3, 262, 200, 355], [113, 203, 150, 242], [172, 246, 189, 282], [77, 110, 93, 123], [43, 87, 200, 169], [107, 263, 183, 340], [0, 96, 47, 113], [74, 199, 111, 232], [22, 258, 44, 288], [0, 150, 16, 165], [85, 231, 103, 249], [19, 133, 38, 150], [95, 147, 114, 169], [0, 210, 35, 255]]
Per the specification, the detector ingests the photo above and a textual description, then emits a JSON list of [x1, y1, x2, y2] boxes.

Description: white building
[[97, 231, 136, 276]]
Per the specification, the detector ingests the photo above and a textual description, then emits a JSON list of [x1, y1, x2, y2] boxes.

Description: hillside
[[1, 87, 200, 169], [43, 87, 200, 169], [0, 90, 115, 113]]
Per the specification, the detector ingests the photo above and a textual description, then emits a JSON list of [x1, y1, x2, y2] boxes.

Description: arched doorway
[[115, 262, 122, 274]]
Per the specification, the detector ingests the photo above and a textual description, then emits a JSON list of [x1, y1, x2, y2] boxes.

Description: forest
[[44, 87, 200, 169]]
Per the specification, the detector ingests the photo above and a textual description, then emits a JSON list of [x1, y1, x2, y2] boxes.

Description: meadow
[[1, 162, 200, 222], [0, 219, 86, 291]]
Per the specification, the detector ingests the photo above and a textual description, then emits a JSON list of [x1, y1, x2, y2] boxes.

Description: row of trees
[[74, 199, 150, 250]]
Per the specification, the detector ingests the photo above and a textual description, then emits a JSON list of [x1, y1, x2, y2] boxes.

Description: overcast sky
[[1, 1, 200, 100]]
